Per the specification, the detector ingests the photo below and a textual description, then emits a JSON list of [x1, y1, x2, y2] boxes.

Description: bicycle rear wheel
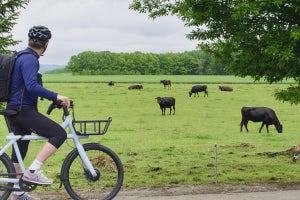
[[61, 143, 124, 200], [0, 153, 15, 200]]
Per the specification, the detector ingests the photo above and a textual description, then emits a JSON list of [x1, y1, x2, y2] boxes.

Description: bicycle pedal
[[19, 179, 38, 192]]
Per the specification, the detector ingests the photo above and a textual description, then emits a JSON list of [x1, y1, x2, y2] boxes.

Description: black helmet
[[28, 25, 52, 41]]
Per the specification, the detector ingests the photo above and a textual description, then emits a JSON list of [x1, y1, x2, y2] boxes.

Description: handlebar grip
[[46, 100, 73, 115], [46, 100, 63, 115], [46, 103, 54, 115]]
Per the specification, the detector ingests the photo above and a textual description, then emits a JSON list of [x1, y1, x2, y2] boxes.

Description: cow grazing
[[108, 81, 114, 86], [219, 85, 233, 91], [160, 80, 171, 89], [240, 106, 283, 133], [189, 85, 208, 97], [155, 97, 175, 115], [128, 85, 143, 90]]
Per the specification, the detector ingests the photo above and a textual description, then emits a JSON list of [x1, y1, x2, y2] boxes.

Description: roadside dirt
[[31, 182, 300, 200]]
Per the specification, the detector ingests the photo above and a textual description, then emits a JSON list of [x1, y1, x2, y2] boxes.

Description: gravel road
[[115, 190, 300, 200], [114, 184, 300, 200], [24, 183, 300, 200]]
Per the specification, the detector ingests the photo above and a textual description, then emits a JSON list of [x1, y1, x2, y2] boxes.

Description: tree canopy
[[0, 0, 29, 53], [129, 0, 300, 104], [0, 0, 29, 109], [66, 50, 228, 75]]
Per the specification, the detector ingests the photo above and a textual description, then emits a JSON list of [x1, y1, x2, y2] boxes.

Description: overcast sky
[[11, 0, 198, 65]]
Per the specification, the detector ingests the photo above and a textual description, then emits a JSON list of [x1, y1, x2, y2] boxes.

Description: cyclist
[[7, 25, 71, 200]]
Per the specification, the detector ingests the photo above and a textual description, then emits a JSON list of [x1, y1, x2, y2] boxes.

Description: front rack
[[72, 117, 112, 135]]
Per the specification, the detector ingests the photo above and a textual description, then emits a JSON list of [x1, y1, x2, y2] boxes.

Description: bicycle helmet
[[28, 25, 52, 41]]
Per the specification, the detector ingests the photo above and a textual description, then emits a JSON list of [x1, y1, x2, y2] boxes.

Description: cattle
[[160, 80, 171, 89], [240, 106, 283, 133], [155, 97, 175, 115], [128, 85, 143, 90], [189, 85, 208, 97], [108, 81, 114, 86], [219, 85, 233, 91]]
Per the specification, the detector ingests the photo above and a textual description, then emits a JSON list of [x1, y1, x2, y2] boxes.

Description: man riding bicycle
[[7, 25, 71, 200]]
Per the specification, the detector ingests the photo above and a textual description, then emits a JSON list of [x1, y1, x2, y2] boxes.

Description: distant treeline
[[66, 50, 229, 75]]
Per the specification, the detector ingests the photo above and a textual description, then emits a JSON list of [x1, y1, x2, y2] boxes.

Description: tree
[[129, 0, 300, 104], [0, 0, 30, 53], [66, 50, 226, 75], [0, 0, 29, 109]]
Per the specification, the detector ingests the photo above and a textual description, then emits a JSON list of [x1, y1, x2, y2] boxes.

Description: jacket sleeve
[[21, 54, 57, 100]]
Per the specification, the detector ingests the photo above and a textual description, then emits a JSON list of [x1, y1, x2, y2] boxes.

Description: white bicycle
[[0, 100, 124, 200]]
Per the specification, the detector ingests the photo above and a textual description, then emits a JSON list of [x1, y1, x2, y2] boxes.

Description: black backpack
[[0, 50, 33, 102]]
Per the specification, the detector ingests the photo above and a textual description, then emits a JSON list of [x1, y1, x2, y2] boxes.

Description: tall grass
[[1, 75, 299, 190]]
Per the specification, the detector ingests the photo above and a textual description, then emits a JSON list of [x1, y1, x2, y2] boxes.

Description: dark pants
[[7, 107, 67, 163]]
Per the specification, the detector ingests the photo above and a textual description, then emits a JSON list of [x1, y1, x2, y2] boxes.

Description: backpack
[[0, 50, 33, 102]]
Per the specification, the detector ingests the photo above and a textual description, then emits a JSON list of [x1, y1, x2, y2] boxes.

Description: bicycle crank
[[19, 179, 37, 192]]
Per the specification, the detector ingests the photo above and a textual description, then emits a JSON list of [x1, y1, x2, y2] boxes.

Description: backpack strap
[[15, 50, 39, 61], [13, 50, 39, 91]]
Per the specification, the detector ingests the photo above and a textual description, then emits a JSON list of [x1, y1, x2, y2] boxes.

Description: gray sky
[[11, 0, 198, 65]]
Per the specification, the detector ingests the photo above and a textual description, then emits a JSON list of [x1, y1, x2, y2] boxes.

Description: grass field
[[1, 75, 300, 190], [42, 73, 295, 84]]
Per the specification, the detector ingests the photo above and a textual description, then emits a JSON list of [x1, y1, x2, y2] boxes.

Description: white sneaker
[[22, 169, 53, 185], [12, 192, 40, 200]]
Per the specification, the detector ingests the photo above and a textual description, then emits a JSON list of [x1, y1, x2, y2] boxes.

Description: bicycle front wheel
[[0, 153, 15, 200], [61, 143, 124, 200]]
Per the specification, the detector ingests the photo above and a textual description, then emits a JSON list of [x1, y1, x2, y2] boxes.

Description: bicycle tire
[[0, 153, 16, 200], [61, 143, 124, 200]]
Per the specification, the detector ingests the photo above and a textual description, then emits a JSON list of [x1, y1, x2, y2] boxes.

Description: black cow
[[128, 85, 143, 90], [160, 80, 171, 89], [189, 85, 208, 97], [219, 85, 233, 91], [155, 97, 175, 115], [240, 106, 283, 133], [108, 81, 114, 86]]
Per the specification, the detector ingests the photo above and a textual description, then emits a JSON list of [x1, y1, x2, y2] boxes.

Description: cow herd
[[109, 80, 282, 133]]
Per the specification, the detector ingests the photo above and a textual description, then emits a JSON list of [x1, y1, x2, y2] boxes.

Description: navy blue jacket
[[7, 47, 57, 109]]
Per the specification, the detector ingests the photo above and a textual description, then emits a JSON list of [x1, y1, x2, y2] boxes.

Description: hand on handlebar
[[57, 95, 71, 108], [47, 99, 73, 115]]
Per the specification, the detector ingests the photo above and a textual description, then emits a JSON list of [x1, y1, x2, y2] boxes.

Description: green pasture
[[1, 75, 300, 191], [42, 73, 295, 84]]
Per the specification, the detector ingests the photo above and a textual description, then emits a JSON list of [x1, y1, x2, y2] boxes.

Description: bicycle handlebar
[[47, 100, 73, 116]]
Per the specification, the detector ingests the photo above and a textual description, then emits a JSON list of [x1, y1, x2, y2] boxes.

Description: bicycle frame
[[0, 108, 98, 185]]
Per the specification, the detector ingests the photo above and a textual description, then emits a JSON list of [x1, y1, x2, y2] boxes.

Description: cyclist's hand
[[57, 95, 71, 108]]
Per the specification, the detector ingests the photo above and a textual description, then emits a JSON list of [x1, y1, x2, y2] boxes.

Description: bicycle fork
[[65, 117, 98, 177], [74, 139, 98, 177]]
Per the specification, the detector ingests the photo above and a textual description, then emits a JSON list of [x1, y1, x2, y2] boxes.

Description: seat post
[[4, 115, 13, 132]]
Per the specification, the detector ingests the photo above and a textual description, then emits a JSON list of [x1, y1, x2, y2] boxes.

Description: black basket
[[72, 117, 112, 135]]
